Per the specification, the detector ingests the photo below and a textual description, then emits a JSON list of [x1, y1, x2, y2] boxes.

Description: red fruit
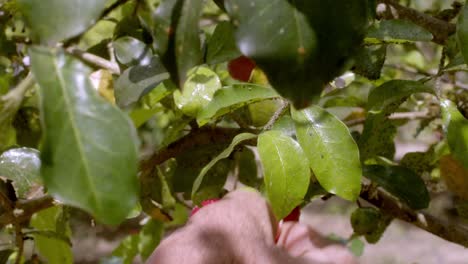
[[228, 56, 256, 82], [190, 198, 220, 217], [283, 206, 301, 222]]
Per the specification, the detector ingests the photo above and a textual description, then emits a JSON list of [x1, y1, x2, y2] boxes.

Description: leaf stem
[[66, 47, 120, 74]]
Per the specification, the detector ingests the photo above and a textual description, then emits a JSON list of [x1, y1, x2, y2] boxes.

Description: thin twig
[[66, 47, 120, 74], [345, 111, 433, 126], [262, 99, 289, 131], [360, 182, 468, 247]]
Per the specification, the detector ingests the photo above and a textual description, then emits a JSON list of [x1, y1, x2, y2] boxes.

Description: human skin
[[147, 189, 356, 264]]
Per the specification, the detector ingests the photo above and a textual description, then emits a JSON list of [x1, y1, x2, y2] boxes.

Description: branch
[[66, 47, 120, 74], [0, 195, 55, 226], [345, 111, 433, 127], [360, 183, 468, 247], [378, 0, 456, 44], [262, 99, 289, 131]]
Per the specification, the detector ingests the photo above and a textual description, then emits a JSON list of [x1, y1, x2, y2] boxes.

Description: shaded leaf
[[31, 206, 73, 264], [363, 165, 430, 209], [441, 99, 468, 168], [206, 21, 241, 64], [30, 47, 138, 225], [0, 147, 41, 198], [366, 20, 433, 43], [114, 37, 153, 67], [359, 114, 397, 161], [115, 56, 170, 108], [257, 131, 310, 219], [175, 0, 203, 85], [173, 66, 222, 117], [197, 84, 279, 126], [367, 80, 433, 114], [457, 3, 468, 65], [236, 147, 262, 188], [353, 45, 387, 80], [17, 0, 107, 45], [292, 106, 362, 201], [192, 133, 257, 198]]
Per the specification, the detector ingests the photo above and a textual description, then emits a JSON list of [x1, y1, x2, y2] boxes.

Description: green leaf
[[31, 206, 73, 264], [257, 130, 310, 219], [367, 80, 433, 114], [292, 106, 362, 201], [114, 37, 153, 67], [173, 66, 222, 117], [225, 0, 316, 106], [348, 237, 365, 257], [353, 45, 387, 80], [113, 235, 139, 264], [17, 0, 107, 45], [138, 220, 164, 261], [441, 99, 468, 168], [206, 21, 241, 64], [366, 20, 433, 44], [457, 3, 468, 65], [176, 0, 203, 84], [0, 147, 41, 198], [192, 133, 257, 198], [197, 84, 279, 126], [138, 0, 179, 55], [363, 165, 430, 209], [114, 56, 170, 108], [30, 47, 139, 225], [359, 114, 397, 161]]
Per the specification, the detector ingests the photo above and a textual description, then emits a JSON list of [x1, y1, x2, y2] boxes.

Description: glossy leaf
[[441, 99, 468, 168], [457, 3, 468, 65], [173, 66, 222, 117], [17, 0, 107, 45], [30, 47, 138, 225], [31, 206, 73, 264], [367, 80, 433, 113], [292, 106, 362, 201], [225, 0, 315, 106], [192, 133, 257, 197], [206, 21, 241, 64], [366, 20, 433, 43], [197, 84, 279, 126], [0, 147, 41, 198], [115, 56, 170, 108], [114, 37, 153, 67], [257, 131, 310, 219], [363, 165, 429, 209], [176, 0, 203, 84]]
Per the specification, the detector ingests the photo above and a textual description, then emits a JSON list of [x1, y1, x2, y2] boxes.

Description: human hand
[[146, 189, 356, 264]]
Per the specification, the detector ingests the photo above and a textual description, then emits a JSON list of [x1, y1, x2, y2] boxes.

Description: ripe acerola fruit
[[190, 198, 220, 217], [228, 56, 256, 82], [283, 206, 301, 222]]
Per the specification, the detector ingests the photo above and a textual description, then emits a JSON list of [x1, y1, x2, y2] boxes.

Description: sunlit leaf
[[257, 131, 310, 219], [197, 84, 279, 126], [292, 106, 361, 201], [174, 66, 222, 117], [363, 165, 430, 209], [441, 99, 468, 168], [30, 47, 138, 225], [17, 0, 107, 45], [0, 147, 41, 198]]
